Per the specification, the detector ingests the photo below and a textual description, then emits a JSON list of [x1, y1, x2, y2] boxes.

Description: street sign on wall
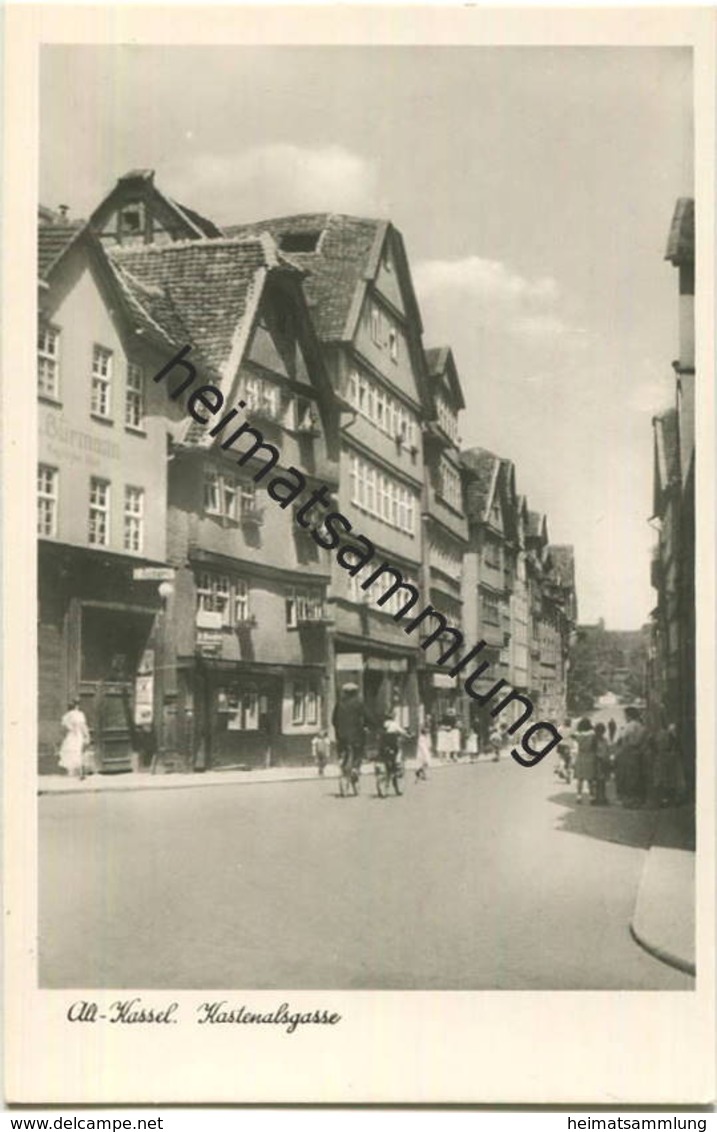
[[133, 567, 176, 582]]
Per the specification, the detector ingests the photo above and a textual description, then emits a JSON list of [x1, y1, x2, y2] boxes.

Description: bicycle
[[338, 746, 362, 797], [375, 752, 404, 797]]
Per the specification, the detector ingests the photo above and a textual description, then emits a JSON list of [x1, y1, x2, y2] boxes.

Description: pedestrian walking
[[311, 730, 330, 776], [556, 717, 573, 783], [591, 722, 610, 806], [415, 725, 432, 781], [465, 722, 479, 763], [607, 717, 618, 744], [489, 724, 503, 762], [617, 706, 648, 808], [58, 699, 91, 780], [573, 717, 596, 803], [332, 683, 367, 779], [436, 719, 452, 762]]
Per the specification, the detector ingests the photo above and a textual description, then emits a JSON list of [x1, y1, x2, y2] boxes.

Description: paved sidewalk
[[37, 755, 454, 795], [630, 804, 696, 976]]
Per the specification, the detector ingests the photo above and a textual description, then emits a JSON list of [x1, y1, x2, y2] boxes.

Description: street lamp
[[155, 581, 175, 764]]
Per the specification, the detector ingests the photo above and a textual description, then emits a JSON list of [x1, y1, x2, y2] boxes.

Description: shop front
[[38, 543, 165, 773], [334, 643, 418, 756], [190, 658, 328, 770]]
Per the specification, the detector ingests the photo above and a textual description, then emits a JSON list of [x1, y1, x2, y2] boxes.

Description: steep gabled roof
[[38, 221, 85, 279], [527, 509, 548, 545], [90, 169, 223, 243], [460, 447, 501, 522], [548, 545, 575, 590], [107, 235, 333, 450], [224, 213, 386, 341], [652, 407, 680, 514], [425, 345, 466, 411], [665, 198, 694, 265]]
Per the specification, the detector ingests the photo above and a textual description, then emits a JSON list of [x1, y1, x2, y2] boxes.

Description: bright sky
[[40, 46, 694, 629]]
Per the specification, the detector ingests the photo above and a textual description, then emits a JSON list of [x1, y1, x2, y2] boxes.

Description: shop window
[[290, 680, 321, 726], [38, 323, 60, 400], [91, 345, 113, 419], [88, 477, 110, 547], [123, 486, 144, 553], [37, 464, 58, 537], [218, 686, 259, 731], [125, 363, 145, 430]]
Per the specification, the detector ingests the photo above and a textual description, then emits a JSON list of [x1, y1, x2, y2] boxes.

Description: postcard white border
[[3, 4, 715, 1105]]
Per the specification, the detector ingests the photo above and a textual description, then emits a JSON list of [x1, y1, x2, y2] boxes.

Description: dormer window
[[119, 202, 145, 242], [279, 230, 322, 253]]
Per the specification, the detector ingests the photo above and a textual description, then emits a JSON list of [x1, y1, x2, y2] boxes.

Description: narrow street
[[39, 757, 692, 991]]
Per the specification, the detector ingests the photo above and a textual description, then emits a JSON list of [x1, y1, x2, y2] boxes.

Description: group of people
[[556, 707, 686, 809], [320, 686, 515, 785], [320, 683, 433, 786]]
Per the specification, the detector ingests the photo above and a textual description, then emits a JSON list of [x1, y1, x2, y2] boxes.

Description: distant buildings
[[568, 621, 649, 716], [37, 170, 577, 772], [648, 198, 695, 796]]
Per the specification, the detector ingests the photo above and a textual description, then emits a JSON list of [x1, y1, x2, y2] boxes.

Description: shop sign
[[366, 657, 408, 673], [133, 567, 176, 582], [134, 673, 154, 726], [197, 631, 222, 655], [196, 609, 223, 630], [432, 673, 455, 689], [336, 652, 363, 671]]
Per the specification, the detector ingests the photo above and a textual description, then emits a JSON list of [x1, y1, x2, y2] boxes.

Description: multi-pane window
[[123, 486, 144, 553], [353, 565, 419, 618], [291, 680, 321, 726], [91, 346, 113, 418], [234, 580, 250, 623], [286, 587, 326, 628], [370, 304, 382, 345], [204, 469, 242, 521], [286, 396, 318, 432], [125, 363, 145, 429], [38, 324, 60, 399], [436, 396, 459, 443], [482, 595, 500, 626], [240, 481, 258, 518], [196, 573, 250, 628], [244, 373, 280, 419], [346, 368, 417, 447], [348, 453, 417, 536], [196, 572, 231, 625], [88, 478, 110, 547], [438, 457, 462, 512], [429, 539, 463, 581], [37, 465, 58, 537], [388, 327, 399, 363], [217, 686, 259, 731]]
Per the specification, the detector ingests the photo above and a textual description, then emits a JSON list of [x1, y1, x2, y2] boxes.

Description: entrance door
[[79, 606, 154, 772]]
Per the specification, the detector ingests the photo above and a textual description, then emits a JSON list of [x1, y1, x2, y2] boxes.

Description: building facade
[[37, 221, 180, 771], [648, 196, 695, 796]]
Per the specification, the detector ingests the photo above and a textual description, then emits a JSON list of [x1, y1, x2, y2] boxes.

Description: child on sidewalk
[[415, 725, 432, 782]]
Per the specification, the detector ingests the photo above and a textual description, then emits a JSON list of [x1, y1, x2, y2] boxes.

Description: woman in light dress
[[58, 699, 90, 778]]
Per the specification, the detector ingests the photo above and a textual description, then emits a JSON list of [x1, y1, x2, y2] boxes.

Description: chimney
[[57, 204, 69, 220]]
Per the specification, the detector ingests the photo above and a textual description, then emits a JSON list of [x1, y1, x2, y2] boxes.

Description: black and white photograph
[[4, 4, 715, 1107]]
